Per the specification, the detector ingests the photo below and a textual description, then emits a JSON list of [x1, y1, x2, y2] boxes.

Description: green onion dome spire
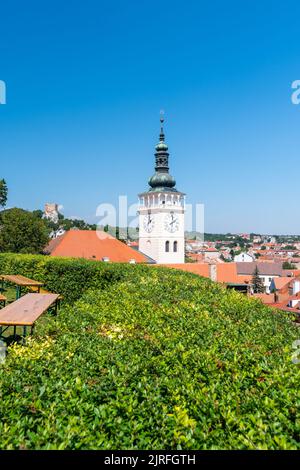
[[148, 113, 177, 192]]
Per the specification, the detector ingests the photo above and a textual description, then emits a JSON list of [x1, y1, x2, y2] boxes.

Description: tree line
[[0, 180, 96, 254]]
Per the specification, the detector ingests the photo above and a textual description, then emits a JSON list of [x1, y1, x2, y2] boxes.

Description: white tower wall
[[138, 192, 185, 264]]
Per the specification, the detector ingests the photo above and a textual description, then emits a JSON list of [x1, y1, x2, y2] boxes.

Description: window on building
[[165, 241, 170, 252], [173, 241, 178, 252]]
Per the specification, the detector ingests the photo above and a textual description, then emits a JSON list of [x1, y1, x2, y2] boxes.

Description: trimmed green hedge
[[0, 255, 299, 449], [0, 253, 150, 303]]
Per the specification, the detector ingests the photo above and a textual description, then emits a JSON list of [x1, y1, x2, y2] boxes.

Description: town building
[[236, 262, 282, 293], [198, 247, 220, 261], [234, 252, 255, 263]]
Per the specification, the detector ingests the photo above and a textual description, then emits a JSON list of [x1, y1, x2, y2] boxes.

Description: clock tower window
[[165, 241, 170, 252], [173, 241, 178, 252]]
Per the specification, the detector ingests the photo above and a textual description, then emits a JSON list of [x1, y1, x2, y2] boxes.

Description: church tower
[[138, 114, 185, 264]]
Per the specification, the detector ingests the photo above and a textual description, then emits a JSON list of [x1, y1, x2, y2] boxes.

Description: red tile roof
[[216, 263, 239, 283], [161, 262, 252, 285], [272, 277, 292, 290], [161, 263, 210, 277], [269, 302, 300, 314], [45, 230, 148, 263], [283, 269, 300, 277], [251, 293, 275, 304]]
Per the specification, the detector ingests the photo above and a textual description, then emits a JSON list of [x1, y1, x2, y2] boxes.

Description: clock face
[[164, 213, 179, 233], [143, 214, 154, 233]]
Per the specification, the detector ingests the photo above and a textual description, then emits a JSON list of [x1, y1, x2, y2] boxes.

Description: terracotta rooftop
[[161, 263, 252, 285], [251, 293, 275, 304], [216, 263, 239, 283], [44, 230, 148, 263], [270, 302, 300, 315], [161, 263, 210, 277], [283, 269, 300, 277], [272, 277, 293, 290]]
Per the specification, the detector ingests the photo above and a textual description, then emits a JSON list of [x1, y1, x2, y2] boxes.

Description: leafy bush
[[0, 258, 299, 450], [0, 253, 150, 303]]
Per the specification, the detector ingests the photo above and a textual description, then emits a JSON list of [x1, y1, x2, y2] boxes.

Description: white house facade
[[234, 252, 255, 263]]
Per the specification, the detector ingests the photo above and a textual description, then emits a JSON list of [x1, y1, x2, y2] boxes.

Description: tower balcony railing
[[139, 194, 185, 209]]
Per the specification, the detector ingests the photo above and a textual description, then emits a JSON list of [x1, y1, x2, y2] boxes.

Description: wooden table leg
[[22, 326, 27, 345]]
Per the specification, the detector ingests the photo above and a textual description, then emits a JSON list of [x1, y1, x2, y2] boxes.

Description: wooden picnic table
[[0, 274, 44, 299], [0, 293, 59, 342]]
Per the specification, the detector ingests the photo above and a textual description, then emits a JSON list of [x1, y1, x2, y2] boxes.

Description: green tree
[[32, 209, 44, 219], [282, 261, 296, 270], [0, 179, 8, 208], [251, 266, 265, 293], [0, 208, 50, 254], [220, 254, 230, 262]]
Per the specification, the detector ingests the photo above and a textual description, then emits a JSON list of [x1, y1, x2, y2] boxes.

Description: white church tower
[[138, 114, 185, 264]]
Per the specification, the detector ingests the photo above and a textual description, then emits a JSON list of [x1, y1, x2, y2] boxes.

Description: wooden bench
[[0, 274, 44, 299], [0, 275, 63, 301], [28, 285, 63, 300], [0, 293, 60, 343]]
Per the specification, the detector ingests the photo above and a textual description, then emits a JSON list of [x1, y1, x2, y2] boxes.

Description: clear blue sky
[[1, 0, 300, 234]]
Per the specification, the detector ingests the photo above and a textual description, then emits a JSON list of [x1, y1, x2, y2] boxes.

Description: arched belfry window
[[173, 241, 178, 252], [165, 241, 170, 252]]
